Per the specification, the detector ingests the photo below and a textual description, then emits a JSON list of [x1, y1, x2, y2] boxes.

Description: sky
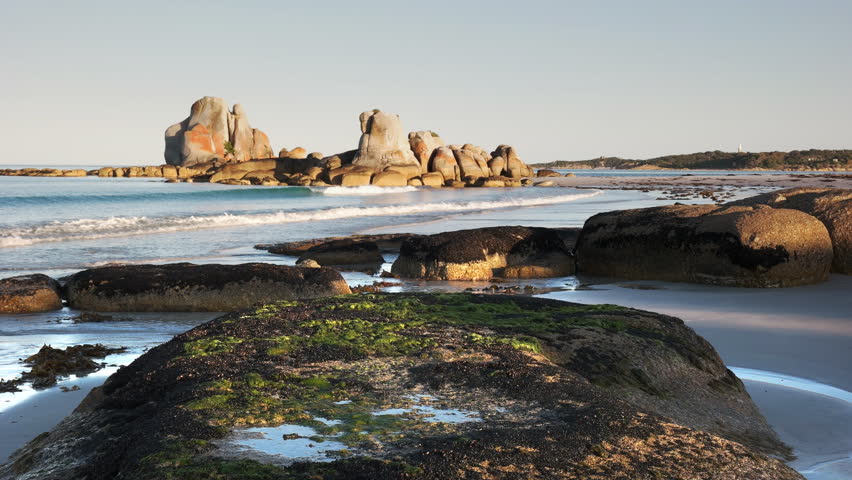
[[1, 1, 851, 166]]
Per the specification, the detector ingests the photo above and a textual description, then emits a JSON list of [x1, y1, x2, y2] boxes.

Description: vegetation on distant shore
[[532, 149, 852, 170]]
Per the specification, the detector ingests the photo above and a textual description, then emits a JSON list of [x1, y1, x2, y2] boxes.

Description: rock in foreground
[[65, 263, 351, 312], [1, 294, 798, 480], [576, 204, 833, 287], [728, 187, 852, 274], [392, 226, 575, 280], [0, 274, 62, 313]]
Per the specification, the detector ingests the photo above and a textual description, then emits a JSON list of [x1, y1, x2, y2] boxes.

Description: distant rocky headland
[[534, 149, 852, 171], [0, 97, 535, 188]]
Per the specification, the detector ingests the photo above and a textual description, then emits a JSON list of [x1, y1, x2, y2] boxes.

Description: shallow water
[[225, 394, 482, 464]]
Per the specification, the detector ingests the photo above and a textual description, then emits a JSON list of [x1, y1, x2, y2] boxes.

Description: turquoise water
[[0, 176, 672, 278]]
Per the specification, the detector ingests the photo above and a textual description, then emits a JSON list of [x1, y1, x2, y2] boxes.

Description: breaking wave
[[0, 191, 601, 247]]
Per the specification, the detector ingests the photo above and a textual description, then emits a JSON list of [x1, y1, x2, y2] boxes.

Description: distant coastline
[[531, 149, 852, 171]]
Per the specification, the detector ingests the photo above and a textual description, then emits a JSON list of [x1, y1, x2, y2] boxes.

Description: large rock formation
[[575, 204, 833, 287], [0, 294, 799, 479], [408, 130, 444, 173], [65, 263, 350, 312], [728, 187, 852, 274], [392, 226, 575, 280], [0, 274, 62, 314], [352, 109, 421, 172], [164, 97, 273, 166]]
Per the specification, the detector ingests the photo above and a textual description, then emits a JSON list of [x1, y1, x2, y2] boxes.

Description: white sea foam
[[730, 367, 852, 403], [0, 191, 601, 247], [313, 185, 418, 195]]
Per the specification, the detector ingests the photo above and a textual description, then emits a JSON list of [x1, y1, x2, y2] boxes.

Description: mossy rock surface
[[1, 294, 801, 480]]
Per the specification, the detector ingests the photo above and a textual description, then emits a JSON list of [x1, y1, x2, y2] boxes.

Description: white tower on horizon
[[738, 144, 743, 153]]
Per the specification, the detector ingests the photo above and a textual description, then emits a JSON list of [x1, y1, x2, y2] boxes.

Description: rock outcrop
[[392, 226, 575, 280], [0, 274, 62, 313], [575, 204, 833, 287], [164, 97, 273, 166], [64, 263, 350, 312], [536, 169, 561, 177], [728, 187, 852, 274], [352, 110, 420, 172], [0, 294, 799, 479]]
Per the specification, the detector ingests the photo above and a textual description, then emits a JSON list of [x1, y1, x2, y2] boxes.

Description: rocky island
[[0, 97, 535, 188]]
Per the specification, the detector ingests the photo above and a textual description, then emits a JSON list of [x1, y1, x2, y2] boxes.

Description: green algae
[[244, 301, 301, 320], [266, 317, 435, 357], [319, 294, 628, 334], [183, 369, 455, 448], [466, 332, 543, 354], [183, 336, 244, 358]]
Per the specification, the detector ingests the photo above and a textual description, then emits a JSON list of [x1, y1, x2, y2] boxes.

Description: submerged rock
[[728, 187, 852, 274], [392, 226, 575, 280], [0, 274, 62, 314], [575, 204, 833, 287], [297, 239, 385, 272], [0, 294, 798, 479], [64, 263, 351, 312], [2, 344, 127, 391], [260, 233, 420, 256]]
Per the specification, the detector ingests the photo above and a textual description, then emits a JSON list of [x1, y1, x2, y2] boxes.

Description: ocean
[[0, 175, 674, 279], [1, 175, 850, 478]]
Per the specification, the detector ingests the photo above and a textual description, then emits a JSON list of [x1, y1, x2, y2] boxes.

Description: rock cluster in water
[[1, 99, 537, 188], [0, 294, 801, 479]]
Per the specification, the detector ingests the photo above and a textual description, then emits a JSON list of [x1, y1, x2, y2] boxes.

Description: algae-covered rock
[[65, 263, 351, 312], [1, 294, 799, 480]]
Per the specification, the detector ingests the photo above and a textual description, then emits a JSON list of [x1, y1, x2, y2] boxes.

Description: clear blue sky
[[2, 1, 850, 165]]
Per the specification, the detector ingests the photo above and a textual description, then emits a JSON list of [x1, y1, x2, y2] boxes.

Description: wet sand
[[539, 275, 852, 479]]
